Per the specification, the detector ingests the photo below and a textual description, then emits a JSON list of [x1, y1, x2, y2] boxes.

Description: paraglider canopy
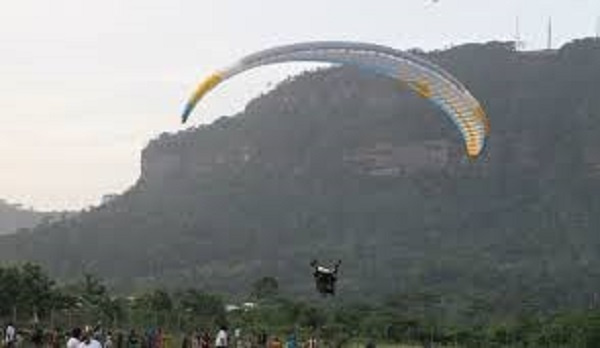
[[180, 41, 489, 159]]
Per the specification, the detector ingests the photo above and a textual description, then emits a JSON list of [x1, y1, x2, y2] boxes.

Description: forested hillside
[[2, 39, 600, 320]]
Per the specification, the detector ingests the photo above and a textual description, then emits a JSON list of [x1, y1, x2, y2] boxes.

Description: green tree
[[177, 289, 224, 317], [149, 289, 173, 312], [251, 277, 279, 300], [0, 266, 22, 317], [16, 263, 55, 320], [81, 273, 108, 305]]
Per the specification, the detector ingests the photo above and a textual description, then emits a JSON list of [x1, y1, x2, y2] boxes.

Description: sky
[[1, 0, 599, 211]]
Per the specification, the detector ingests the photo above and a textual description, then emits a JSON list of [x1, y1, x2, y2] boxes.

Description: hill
[[0, 199, 69, 235], [2, 39, 600, 319]]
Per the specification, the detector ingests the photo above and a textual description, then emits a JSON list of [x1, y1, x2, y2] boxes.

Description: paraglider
[[310, 259, 341, 296], [180, 41, 489, 159]]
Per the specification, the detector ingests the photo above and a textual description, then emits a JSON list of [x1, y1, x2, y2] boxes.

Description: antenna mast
[[514, 16, 524, 50], [547, 17, 553, 50]]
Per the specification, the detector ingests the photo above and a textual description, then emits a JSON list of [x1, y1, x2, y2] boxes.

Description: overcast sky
[[1, 0, 599, 210]]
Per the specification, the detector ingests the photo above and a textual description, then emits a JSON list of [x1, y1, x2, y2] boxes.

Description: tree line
[[2, 264, 600, 347]]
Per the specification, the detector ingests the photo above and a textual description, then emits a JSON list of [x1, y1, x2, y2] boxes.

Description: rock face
[[1, 40, 600, 315], [344, 140, 456, 177]]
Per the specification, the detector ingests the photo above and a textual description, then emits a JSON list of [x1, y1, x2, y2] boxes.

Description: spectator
[[4, 322, 16, 348], [155, 328, 164, 348], [304, 336, 317, 348], [285, 333, 296, 348], [79, 329, 102, 348], [215, 327, 227, 348], [31, 325, 44, 347], [181, 333, 192, 348], [257, 331, 267, 348], [268, 337, 282, 348], [199, 331, 211, 348], [49, 327, 62, 348], [116, 331, 125, 348], [127, 329, 140, 348], [105, 331, 114, 348], [67, 327, 82, 348]]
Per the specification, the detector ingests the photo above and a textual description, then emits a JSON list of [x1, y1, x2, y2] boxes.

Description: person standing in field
[[104, 332, 114, 348], [79, 329, 102, 348], [199, 331, 210, 348], [285, 333, 296, 348], [181, 332, 192, 348], [67, 327, 82, 348], [215, 327, 227, 348], [127, 329, 140, 348], [303, 336, 317, 348], [4, 322, 16, 348], [267, 337, 282, 348]]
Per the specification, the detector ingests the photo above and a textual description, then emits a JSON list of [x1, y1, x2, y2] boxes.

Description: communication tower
[[514, 16, 525, 50], [547, 17, 553, 50]]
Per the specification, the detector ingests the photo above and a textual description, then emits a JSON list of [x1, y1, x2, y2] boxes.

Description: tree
[[80, 273, 108, 307], [0, 263, 56, 321], [16, 263, 55, 320], [251, 277, 279, 300], [298, 305, 327, 330], [0, 266, 22, 317], [148, 289, 173, 312], [176, 289, 225, 318]]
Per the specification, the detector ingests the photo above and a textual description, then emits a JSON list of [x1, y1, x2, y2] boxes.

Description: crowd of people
[[2, 323, 322, 348], [179, 327, 319, 348]]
